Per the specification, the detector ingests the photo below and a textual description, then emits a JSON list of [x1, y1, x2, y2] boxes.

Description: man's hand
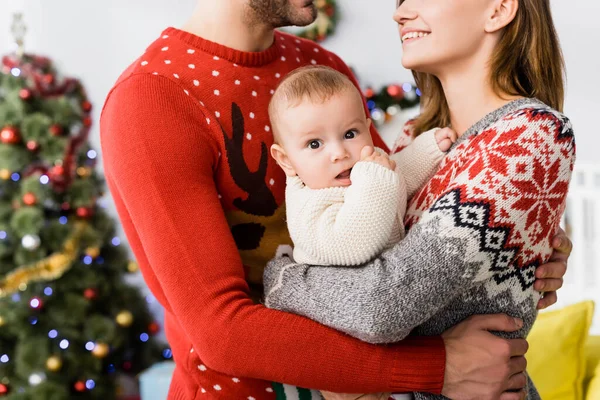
[[442, 314, 529, 400], [535, 227, 572, 309]]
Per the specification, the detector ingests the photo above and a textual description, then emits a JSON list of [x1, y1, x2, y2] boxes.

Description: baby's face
[[275, 89, 373, 189]]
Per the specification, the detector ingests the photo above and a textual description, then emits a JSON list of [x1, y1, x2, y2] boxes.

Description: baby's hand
[[435, 127, 458, 152], [360, 146, 396, 171]]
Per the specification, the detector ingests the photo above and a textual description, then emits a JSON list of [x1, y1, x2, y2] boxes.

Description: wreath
[[295, 0, 339, 43]]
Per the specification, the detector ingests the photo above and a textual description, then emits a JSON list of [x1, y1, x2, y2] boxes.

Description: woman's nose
[[393, 0, 418, 25]]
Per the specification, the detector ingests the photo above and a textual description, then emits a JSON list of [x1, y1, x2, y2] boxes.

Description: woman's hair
[[410, 0, 565, 135]]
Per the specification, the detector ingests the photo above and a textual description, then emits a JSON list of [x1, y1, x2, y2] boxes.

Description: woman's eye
[[308, 140, 321, 149], [344, 130, 358, 139]]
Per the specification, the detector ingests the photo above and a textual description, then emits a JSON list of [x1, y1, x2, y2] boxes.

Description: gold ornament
[[0, 222, 90, 298], [46, 356, 62, 372], [76, 167, 91, 178], [0, 169, 10, 180], [0, 315, 5, 327], [127, 261, 139, 273], [116, 310, 134, 327], [92, 343, 110, 358], [85, 247, 100, 259]]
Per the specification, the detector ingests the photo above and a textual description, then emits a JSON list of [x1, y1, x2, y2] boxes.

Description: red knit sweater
[[100, 27, 445, 400]]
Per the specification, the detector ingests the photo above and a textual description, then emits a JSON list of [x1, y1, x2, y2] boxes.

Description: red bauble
[[43, 74, 55, 85], [82, 101, 92, 112], [74, 381, 86, 392], [26, 140, 40, 151], [23, 192, 37, 206], [387, 84, 403, 98], [84, 288, 98, 300], [49, 124, 64, 136], [61, 202, 71, 211], [0, 383, 8, 395], [148, 322, 161, 335], [364, 88, 375, 98], [83, 117, 92, 127], [76, 207, 94, 219], [19, 88, 32, 100], [0, 126, 20, 144], [50, 165, 65, 178]]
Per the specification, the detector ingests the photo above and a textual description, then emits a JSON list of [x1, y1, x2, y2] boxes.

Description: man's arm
[[100, 73, 445, 394]]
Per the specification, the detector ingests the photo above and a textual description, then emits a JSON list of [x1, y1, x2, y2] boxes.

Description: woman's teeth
[[402, 32, 430, 42]]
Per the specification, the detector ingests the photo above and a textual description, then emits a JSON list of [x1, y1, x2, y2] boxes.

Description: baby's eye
[[344, 130, 358, 139], [307, 140, 321, 149]]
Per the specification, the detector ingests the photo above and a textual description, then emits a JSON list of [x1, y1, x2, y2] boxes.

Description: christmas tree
[[0, 14, 165, 400]]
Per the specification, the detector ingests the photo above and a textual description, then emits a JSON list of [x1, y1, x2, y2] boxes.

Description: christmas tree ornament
[[0, 126, 20, 144], [21, 234, 41, 250], [77, 166, 92, 178], [82, 101, 92, 112], [92, 342, 110, 358], [85, 247, 100, 259], [83, 288, 97, 300], [291, 0, 338, 43], [49, 124, 63, 136], [76, 206, 94, 219], [116, 310, 134, 327], [22, 192, 37, 206], [386, 84, 403, 98], [74, 381, 86, 392], [83, 116, 92, 127], [28, 372, 46, 386], [127, 261, 139, 273], [43, 73, 54, 85], [0, 315, 5, 326], [148, 322, 161, 335], [0, 169, 11, 180], [26, 140, 39, 151], [46, 356, 62, 372], [19, 88, 32, 100], [0, 383, 8, 395]]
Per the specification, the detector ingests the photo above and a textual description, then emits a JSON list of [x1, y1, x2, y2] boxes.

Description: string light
[[39, 175, 49, 184], [44, 287, 53, 296], [111, 237, 121, 246], [87, 150, 97, 159], [140, 333, 150, 343], [10, 173, 20, 182], [59, 339, 69, 349], [48, 330, 58, 339]]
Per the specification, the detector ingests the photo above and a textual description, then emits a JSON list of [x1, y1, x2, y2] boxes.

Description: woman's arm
[[264, 108, 575, 343]]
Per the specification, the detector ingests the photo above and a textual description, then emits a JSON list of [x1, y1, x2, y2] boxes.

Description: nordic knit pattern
[[283, 131, 443, 267], [264, 98, 576, 399], [100, 27, 446, 400]]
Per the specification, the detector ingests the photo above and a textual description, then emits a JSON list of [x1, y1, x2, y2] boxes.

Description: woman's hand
[[535, 227, 572, 310]]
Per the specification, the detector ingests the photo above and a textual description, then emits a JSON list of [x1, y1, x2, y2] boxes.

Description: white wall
[[1, 0, 599, 336], [3, 0, 598, 161]]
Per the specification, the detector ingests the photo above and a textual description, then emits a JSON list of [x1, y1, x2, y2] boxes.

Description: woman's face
[[394, 0, 497, 75]]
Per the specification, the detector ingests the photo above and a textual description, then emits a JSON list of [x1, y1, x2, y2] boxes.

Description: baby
[[269, 65, 457, 268]]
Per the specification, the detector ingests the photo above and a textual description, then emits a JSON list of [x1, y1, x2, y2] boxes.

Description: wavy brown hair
[[397, 0, 565, 135]]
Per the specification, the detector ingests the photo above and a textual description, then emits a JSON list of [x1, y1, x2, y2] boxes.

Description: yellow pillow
[[527, 300, 595, 400], [584, 336, 600, 400], [586, 363, 600, 400]]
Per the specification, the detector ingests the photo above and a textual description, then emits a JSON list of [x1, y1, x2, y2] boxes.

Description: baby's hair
[[269, 65, 358, 142]]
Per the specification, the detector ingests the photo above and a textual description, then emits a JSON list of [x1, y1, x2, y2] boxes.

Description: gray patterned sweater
[[263, 99, 576, 399]]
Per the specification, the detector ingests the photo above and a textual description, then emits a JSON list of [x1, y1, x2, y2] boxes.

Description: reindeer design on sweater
[[220, 103, 293, 290]]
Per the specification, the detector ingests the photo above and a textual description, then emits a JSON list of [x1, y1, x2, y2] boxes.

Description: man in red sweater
[[100, 1, 571, 399]]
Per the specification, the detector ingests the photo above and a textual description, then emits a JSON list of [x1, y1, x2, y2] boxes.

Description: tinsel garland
[[0, 222, 89, 297]]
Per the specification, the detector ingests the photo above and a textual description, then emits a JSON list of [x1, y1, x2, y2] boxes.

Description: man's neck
[[182, 0, 276, 52], [437, 54, 522, 137]]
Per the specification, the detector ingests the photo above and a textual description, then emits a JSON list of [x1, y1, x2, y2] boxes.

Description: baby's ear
[[270, 144, 297, 177]]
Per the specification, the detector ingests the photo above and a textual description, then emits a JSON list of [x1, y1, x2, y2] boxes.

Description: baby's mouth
[[336, 169, 352, 180]]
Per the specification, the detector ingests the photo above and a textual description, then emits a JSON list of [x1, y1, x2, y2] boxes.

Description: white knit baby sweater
[[286, 129, 444, 266]]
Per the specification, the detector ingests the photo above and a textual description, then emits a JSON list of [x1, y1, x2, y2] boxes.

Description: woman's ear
[[485, 0, 518, 33], [270, 144, 297, 177]]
